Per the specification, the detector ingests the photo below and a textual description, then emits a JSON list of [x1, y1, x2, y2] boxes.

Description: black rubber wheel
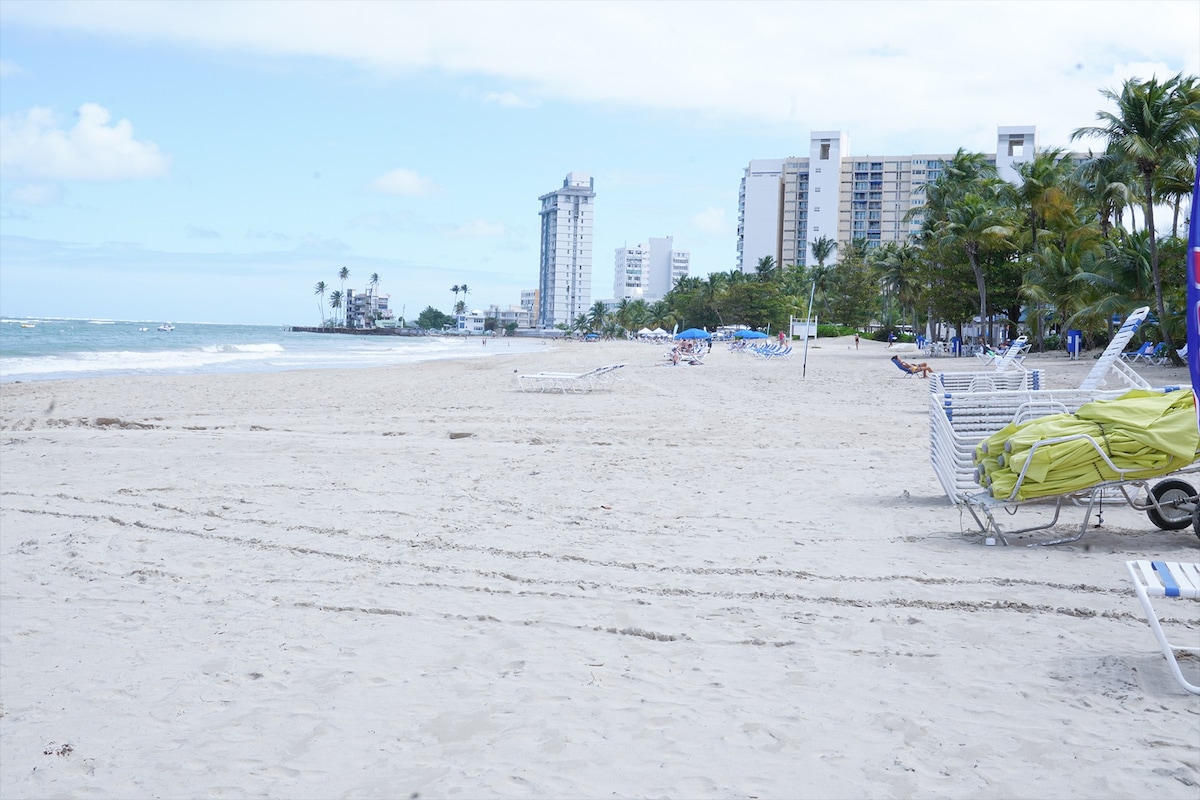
[[1194, 500, 1200, 541], [1146, 479, 1198, 531]]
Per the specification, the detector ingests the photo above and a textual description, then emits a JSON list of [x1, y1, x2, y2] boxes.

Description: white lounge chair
[[990, 336, 1029, 372], [1125, 560, 1200, 694], [517, 364, 625, 393], [1078, 307, 1153, 391]]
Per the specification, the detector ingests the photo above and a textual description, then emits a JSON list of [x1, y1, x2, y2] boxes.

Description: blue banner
[[1190, 158, 1200, 431]]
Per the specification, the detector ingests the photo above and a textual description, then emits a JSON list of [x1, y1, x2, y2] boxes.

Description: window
[[820, 143, 830, 160]]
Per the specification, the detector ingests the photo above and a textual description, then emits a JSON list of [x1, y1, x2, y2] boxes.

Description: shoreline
[[1, 336, 1196, 798]]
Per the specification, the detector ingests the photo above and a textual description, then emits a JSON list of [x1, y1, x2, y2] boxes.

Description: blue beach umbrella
[[733, 330, 768, 339], [674, 328, 712, 340]]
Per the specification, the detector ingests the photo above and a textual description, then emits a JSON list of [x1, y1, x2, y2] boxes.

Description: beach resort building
[[613, 236, 690, 302], [537, 172, 595, 328], [736, 125, 1038, 270], [345, 290, 393, 328]]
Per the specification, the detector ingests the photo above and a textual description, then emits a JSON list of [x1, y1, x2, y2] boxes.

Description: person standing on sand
[[854, 333, 860, 350]]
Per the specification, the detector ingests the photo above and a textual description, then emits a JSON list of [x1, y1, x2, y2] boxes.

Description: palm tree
[[338, 267, 350, 326], [1072, 73, 1200, 362], [872, 242, 922, 335], [627, 299, 650, 330], [935, 193, 1015, 345], [329, 290, 344, 326], [313, 280, 327, 325], [451, 284, 461, 309], [460, 284, 470, 309], [810, 236, 837, 270], [755, 255, 777, 281], [1073, 149, 1138, 238], [588, 300, 607, 332], [1002, 148, 1079, 350]]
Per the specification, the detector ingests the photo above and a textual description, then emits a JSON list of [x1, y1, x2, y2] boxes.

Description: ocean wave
[[199, 343, 287, 354]]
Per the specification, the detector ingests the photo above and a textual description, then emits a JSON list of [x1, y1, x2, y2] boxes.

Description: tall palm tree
[[872, 242, 922, 335], [313, 280, 327, 325], [338, 268, 350, 326], [451, 284, 461, 309], [460, 284, 470, 308], [328, 290, 344, 326], [1072, 73, 1200, 362], [935, 193, 1015, 345], [1002, 148, 1079, 350], [588, 300, 607, 332]]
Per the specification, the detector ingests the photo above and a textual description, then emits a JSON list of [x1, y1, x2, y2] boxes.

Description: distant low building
[[456, 309, 487, 335], [484, 304, 534, 330]]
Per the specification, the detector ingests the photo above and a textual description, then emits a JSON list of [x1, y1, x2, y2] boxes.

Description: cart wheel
[[1146, 479, 1197, 531]]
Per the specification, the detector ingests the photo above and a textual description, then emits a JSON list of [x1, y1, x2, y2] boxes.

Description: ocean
[[0, 318, 549, 383]]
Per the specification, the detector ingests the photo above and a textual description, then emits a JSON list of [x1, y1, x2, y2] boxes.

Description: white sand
[[2, 338, 1197, 799]]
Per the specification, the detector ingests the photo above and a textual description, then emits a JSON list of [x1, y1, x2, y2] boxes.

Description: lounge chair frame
[[517, 364, 625, 394], [1125, 560, 1200, 695]]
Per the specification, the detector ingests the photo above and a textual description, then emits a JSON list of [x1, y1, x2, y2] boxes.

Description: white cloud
[[481, 91, 536, 109], [368, 167, 436, 196], [445, 219, 505, 237], [0, 60, 27, 78], [9, 183, 64, 206], [246, 229, 292, 241], [185, 225, 220, 239], [0, 103, 170, 181], [4, 2, 1196, 152], [692, 207, 726, 235], [347, 210, 417, 232], [295, 234, 350, 254]]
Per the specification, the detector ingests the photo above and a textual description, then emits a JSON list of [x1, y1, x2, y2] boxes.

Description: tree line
[[578, 74, 1196, 365]]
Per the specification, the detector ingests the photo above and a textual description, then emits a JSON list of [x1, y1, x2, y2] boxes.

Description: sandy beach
[[1, 336, 1197, 799]]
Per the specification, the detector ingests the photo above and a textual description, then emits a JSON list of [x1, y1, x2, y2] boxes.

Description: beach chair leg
[[1125, 562, 1200, 695]]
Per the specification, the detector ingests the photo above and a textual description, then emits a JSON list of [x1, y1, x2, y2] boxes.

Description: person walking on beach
[[887, 331, 896, 348], [854, 333, 860, 350]]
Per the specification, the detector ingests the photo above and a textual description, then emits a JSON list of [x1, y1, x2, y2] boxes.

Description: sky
[[1, 1, 1198, 326]]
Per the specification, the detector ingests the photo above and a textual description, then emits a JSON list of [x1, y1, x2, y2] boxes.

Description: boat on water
[[138, 327, 150, 332], [20, 322, 36, 328], [157, 323, 175, 332]]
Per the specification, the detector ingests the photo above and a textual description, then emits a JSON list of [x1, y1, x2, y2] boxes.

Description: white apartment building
[[537, 172, 595, 328], [737, 126, 1037, 270], [520, 289, 538, 315], [483, 304, 534, 329], [613, 236, 690, 302], [614, 243, 649, 300], [345, 290, 393, 328]]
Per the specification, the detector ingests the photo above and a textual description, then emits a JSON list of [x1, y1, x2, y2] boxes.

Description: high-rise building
[[537, 172, 595, 328], [613, 243, 649, 300], [613, 236, 690, 302], [737, 126, 1038, 270]]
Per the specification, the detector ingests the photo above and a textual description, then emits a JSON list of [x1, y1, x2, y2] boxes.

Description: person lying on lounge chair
[[891, 355, 933, 377]]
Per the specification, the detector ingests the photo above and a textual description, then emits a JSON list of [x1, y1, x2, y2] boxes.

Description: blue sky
[[1, 1, 1198, 325]]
